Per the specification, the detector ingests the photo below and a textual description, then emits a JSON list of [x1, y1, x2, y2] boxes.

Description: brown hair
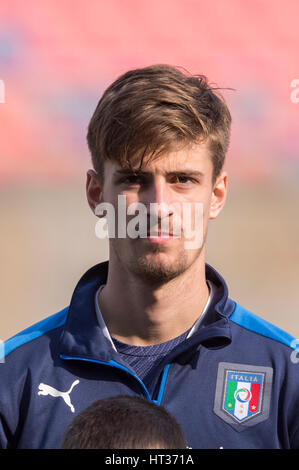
[[61, 395, 187, 449], [87, 64, 232, 183]]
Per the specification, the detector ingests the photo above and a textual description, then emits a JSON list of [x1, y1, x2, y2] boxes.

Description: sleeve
[[0, 413, 13, 449], [290, 427, 299, 449], [285, 354, 299, 449], [0, 352, 30, 449]]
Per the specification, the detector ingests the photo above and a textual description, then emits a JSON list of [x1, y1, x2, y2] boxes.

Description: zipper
[[151, 363, 171, 405], [60, 354, 170, 405]]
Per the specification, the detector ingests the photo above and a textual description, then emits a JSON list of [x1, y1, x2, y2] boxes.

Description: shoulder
[[0, 306, 69, 362], [229, 302, 297, 352]]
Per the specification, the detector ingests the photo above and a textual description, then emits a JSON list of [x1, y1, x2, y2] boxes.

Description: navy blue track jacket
[[1, 261, 299, 449]]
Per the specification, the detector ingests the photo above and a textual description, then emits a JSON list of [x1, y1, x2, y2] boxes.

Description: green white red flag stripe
[[224, 380, 261, 420]]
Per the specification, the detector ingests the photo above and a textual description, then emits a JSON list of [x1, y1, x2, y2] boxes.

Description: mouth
[[146, 231, 179, 244]]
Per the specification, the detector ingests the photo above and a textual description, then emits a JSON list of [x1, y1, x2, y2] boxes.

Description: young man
[[61, 395, 187, 449], [1, 64, 299, 449]]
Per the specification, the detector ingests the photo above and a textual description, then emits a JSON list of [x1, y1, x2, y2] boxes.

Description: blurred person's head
[[61, 395, 187, 449], [86, 64, 231, 286]]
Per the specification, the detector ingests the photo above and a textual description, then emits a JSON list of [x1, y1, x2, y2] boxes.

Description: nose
[[143, 176, 174, 220]]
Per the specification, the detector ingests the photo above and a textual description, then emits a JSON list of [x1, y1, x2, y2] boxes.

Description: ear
[[86, 169, 103, 214], [209, 171, 228, 220]]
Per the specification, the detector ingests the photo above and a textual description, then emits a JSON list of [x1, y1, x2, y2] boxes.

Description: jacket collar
[[58, 261, 234, 362]]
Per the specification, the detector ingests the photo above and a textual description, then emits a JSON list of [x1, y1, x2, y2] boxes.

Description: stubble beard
[[110, 219, 207, 287], [126, 242, 199, 287]]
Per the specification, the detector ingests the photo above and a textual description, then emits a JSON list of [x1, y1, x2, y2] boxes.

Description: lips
[[147, 232, 174, 237], [146, 230, 180, 244], [146, 229, 180, 238]]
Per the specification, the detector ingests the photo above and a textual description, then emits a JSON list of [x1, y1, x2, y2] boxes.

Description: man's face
[[90, 142, 227, 285]]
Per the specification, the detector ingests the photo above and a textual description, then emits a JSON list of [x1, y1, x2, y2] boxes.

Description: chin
[[130, 252, 189, 286]]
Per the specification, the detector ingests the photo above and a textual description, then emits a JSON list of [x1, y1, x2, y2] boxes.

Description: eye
[[120, 174, 146, 186], [171, 174, 196, 185]]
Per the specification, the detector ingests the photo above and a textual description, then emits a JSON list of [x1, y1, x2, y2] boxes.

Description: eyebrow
[[114, 169, 205, 178]]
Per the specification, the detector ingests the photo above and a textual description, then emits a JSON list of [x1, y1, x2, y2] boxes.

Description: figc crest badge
[[214, 362, 273, 430]]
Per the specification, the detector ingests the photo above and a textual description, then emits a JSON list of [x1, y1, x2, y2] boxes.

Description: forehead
[[106, 142, 212, 176]]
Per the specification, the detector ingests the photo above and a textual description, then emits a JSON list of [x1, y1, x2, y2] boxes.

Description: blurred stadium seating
[[0, 0, 298, 340]]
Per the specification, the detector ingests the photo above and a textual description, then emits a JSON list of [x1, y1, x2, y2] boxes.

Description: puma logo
[[38, 380, 79, 413]]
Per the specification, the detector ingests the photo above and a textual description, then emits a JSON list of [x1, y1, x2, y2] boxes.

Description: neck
[[98, 249, 210, 346]]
